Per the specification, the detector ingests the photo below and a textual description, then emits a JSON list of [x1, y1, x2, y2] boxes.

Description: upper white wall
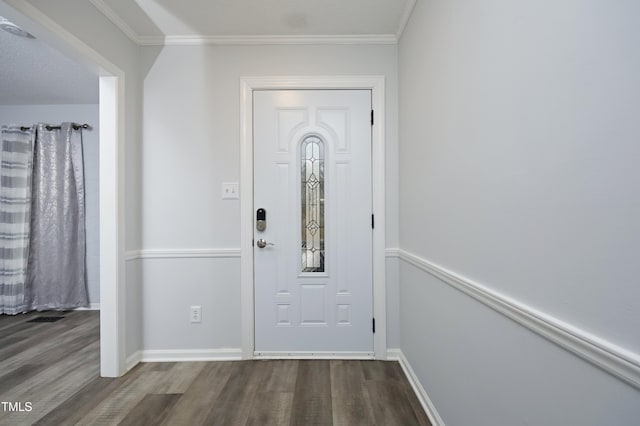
[[138, 43, 400, 351], [140, 44, 398, 249], [399, 0, 640, 423], [399, 0, 640, 353]]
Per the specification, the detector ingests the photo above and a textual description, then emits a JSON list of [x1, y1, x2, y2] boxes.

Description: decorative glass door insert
[[301, 135, 324, 272]]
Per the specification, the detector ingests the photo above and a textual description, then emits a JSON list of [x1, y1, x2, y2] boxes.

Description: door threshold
[[254, 351, 374, 360]]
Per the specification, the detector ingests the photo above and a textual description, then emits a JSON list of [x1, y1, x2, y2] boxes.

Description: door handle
[[256, 239, 275, 249]]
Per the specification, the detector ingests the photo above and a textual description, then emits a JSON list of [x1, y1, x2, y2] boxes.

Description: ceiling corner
[[395, 0, 417, 40], [89, 0, 141, 45]]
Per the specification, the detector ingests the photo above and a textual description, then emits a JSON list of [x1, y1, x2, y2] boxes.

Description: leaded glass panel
[[301, 135, 325, 272]]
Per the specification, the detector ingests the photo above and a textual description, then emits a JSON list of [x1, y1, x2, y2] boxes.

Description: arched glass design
[[301, 135, 325, 272]]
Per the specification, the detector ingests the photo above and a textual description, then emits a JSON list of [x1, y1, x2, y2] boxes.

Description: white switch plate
[[190, 305, 201, 323], [222, 182, 239, 199]]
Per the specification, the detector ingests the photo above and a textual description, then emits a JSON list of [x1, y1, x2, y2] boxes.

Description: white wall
[[139, 44, 400, 351], [399, 0, 640, 424], [0, 104, 100, 304]]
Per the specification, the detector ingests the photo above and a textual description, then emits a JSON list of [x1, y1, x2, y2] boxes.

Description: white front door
[[253, 89, 373, 356]]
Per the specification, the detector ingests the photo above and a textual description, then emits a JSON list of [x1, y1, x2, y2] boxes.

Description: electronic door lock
[[256, 208, 267, 232]]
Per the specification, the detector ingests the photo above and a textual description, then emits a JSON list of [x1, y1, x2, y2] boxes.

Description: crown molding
[[90, 0, 402, 46], [89, 0, 141, 45], [138, 34, 398, 46]]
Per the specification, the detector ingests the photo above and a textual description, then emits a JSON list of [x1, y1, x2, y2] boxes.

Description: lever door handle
[[256, 239, 275, 248]]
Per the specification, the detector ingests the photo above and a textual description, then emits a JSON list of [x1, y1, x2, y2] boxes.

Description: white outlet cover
[[222, 182, 239, 199]]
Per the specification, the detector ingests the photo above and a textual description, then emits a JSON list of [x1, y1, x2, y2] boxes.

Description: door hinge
[[372, 318, 376, 333], [371, 214, 375, 229], [371, 109, 374, 126]]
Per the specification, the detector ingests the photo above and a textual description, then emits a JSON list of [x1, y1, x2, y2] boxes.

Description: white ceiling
[[0, 1, 414, 105], [0, 17, 98, 105], [92, 0, 416, 44]]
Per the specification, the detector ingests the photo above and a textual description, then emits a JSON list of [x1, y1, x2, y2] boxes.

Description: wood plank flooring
[[0, 311, 431, 426]]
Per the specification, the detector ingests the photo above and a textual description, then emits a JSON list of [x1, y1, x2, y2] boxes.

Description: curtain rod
[[19, 123, 91, 132]]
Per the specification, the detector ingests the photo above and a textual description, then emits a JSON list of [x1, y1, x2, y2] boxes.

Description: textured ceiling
[[94, 0, 415, 43], [0, 17, 98, 105]]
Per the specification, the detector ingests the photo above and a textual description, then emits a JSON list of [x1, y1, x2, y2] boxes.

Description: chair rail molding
[[124, 248, 241, 261], [398, 249, 640, 390]]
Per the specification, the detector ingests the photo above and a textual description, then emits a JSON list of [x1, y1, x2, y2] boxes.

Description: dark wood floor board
[[33, 376, 118, 426], [0, 320, 69, 357], [33, 363, 152, 426], [0, 311, 43, 332], [246, 391, 294, 426], [159, 361, 234, 426], [406, 390, 434, 426], [244, 361, 298, 426], [144, 362, 175, 372], [0, 341, 100, 426], [260, 359, 299, 393], [75, 369, 168, 425], [330, 360, 375, 426], [0, 364, 44, 396], [0, 310, 89, 345], [360, 359, 405, 382], [289, 360, 334, 426], [151, 361, 207, 394], [24, 343, 101, 424], [0, 313, 99, 375], [204, 360, 268, 425], [365, 379, 431, 426], [0, 323, 99, 394], [117, 393, 181, 426], [0, 338, 99, 403], [0, 311, 431, 426]]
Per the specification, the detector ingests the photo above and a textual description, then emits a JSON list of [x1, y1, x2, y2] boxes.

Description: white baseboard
[[388, 348, 445, 426], [140, 348, 243, 362], [75, 303, 100, 310], [254, 351, 374, 359], [125, 350, 142, 372]]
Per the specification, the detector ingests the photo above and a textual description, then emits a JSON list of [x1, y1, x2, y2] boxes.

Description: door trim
[[240, 76, 387, 359]]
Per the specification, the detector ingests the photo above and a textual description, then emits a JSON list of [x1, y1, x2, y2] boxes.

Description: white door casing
[[253, 90, 372, 356], [240, 76, 386, 360]]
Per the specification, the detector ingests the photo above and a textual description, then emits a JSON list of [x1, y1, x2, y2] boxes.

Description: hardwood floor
[[0, 311, 431, 426]]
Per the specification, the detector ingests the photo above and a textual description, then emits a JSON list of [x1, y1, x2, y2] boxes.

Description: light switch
[[222, 182, 239, 199]]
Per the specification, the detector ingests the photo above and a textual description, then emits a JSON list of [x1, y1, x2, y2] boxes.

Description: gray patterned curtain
[[0, 123, 88, 314], [0, 126, 35, 314], [25, 123, 88, 311]]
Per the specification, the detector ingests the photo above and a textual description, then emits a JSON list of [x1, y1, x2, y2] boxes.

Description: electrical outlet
[[190, 306, 201, 323]]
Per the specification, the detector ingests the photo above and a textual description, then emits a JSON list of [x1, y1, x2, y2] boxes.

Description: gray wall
[[398, 0, 640, 424], [0, 104, 100, 305], [138, 43, 400, 351]]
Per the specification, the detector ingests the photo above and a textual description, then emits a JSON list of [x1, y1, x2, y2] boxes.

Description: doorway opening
[[0, 2, 126, 377]]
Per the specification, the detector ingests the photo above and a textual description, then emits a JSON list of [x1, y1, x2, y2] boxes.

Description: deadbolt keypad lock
[[256, 208, 266, 232]]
